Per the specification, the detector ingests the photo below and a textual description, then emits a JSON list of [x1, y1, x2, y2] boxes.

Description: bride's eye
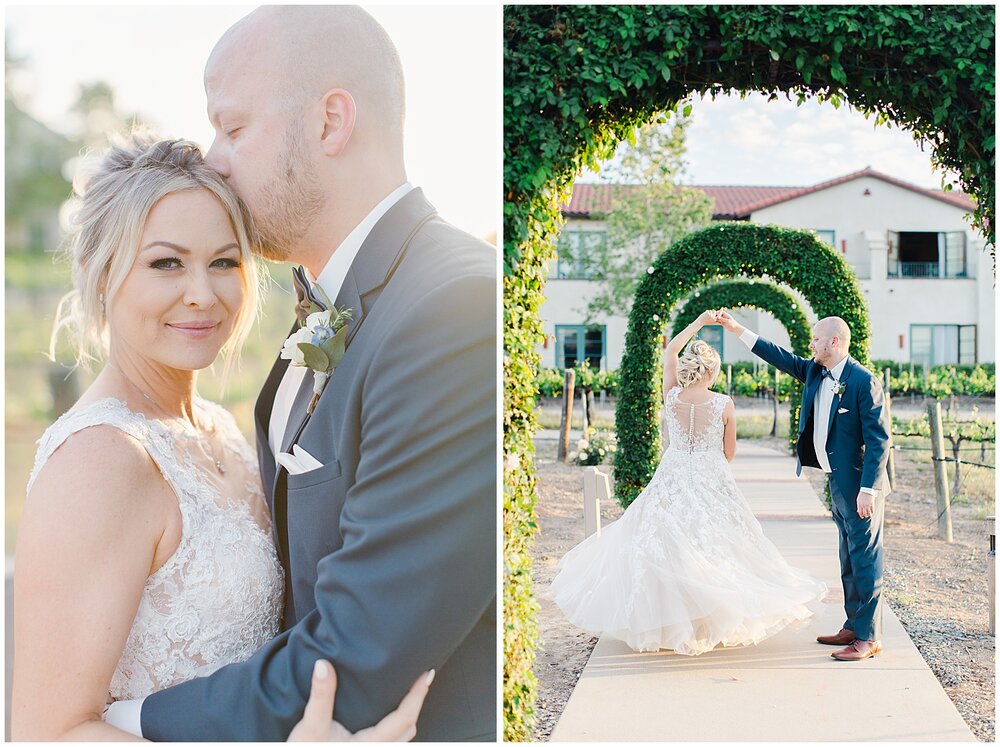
[[211, 257, 242, 270], [150, 257, 183, 270]]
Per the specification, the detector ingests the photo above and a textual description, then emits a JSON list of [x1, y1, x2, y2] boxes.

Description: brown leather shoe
[[831, 639, 882, 661], [816, 628, 857, 646]]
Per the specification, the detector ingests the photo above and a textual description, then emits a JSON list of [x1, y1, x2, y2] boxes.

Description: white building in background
[[539, 168, 994, 371]]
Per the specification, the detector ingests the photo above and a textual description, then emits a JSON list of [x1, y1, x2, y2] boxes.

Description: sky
[[6, 4, 960, 220], [585, 91, 957, 191], [5, 4, 500, 240]]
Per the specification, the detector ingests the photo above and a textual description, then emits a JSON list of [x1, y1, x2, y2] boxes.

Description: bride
[[551, 310, 826, 655], [11, 135, 429, 741]]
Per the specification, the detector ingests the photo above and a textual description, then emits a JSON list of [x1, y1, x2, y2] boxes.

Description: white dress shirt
[[105, 182, 414, 738], [811, 354, 849, 473], [738, 329, 875, 496]]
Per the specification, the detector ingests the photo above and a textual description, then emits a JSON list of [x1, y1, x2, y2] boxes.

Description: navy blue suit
[[751, 336, 892, 641]]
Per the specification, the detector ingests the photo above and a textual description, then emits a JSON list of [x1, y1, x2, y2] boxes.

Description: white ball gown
[[551, 386, 826, 655]]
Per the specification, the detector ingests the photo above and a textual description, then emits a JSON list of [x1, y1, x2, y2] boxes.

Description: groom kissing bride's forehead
[[119, 5, 496, 742]]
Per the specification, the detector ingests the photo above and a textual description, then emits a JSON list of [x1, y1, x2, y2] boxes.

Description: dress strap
[[27, 398, 179, 495]]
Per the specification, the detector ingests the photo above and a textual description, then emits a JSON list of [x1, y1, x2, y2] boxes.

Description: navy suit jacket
[[751, 336, 892, 502]]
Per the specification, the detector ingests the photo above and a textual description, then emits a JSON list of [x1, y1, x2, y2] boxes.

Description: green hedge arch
[[614, 222, 869, 507], [503, 6, 994, 739], [671, 279, 813, 453]]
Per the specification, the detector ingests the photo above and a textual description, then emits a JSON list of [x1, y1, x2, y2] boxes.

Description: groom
[[717, 311, 891, 662], [107, 6, 495, 740]]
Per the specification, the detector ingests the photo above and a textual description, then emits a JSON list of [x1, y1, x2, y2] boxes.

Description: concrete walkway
[[550, 441, 975, 742]]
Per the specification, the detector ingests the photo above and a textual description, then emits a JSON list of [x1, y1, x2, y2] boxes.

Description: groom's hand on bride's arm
[[288, 661, 433, 742]]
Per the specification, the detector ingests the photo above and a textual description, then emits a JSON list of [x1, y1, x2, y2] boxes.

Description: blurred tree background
[[5, 41, 296, 550]]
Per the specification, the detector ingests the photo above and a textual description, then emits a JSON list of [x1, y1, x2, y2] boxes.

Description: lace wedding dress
[[27, 397, 284, 700], [551, 385, 826, 655]]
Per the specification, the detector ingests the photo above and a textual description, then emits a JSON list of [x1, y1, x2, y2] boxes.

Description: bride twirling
[[551, 310, 826, 655]]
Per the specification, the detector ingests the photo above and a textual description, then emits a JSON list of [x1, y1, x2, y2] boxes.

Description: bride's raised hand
[[288, 661, 434, 742], [695, 309, 719, 327]]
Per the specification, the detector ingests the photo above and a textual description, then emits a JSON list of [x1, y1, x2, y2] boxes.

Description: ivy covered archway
[[671, 278, 813, 453], [615, 223, 868, 506], [503, 6, 994, 739]]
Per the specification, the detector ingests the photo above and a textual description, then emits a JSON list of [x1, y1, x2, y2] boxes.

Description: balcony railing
[[888, 262, 968, 279]]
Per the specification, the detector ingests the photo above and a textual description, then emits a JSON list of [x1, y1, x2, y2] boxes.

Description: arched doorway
[[670, 278, 813, 454], [616, 224, 863, 506]]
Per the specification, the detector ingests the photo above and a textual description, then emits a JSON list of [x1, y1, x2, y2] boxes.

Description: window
[[555, 324, 605, 370], [887, 231, 967, 278], [813, 230, 835, 248], [695, 325, 724, 358], [910, 324, 976, 366], [555, 230, 606, 279]]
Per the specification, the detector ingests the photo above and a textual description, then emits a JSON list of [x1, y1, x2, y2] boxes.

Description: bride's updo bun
[[677, 339, 721, 387]]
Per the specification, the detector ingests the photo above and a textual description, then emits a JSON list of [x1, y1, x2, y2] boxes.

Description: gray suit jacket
[[141, 188, 497, 741]]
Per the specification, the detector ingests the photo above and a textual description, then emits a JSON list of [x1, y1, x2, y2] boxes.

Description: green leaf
[[660, 65, 671, 83], [297, 342, 330, 372], [320, 325, 349, 368], [769, 49, 780, 61]]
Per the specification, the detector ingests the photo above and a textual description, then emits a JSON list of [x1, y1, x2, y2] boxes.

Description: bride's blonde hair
[[51, 131, 262, 382], [677, 339, 721, 387]]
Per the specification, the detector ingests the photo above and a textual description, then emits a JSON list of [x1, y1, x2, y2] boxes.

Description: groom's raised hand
[[716, 310, 744, 335]]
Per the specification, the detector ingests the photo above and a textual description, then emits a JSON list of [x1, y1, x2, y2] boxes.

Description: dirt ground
[[791, 435, 995, 743], [529, 429, 995, 742]]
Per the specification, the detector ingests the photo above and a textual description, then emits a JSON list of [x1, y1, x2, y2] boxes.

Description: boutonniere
[[281, 306, 352, 414], [832, 381, 847, 397]]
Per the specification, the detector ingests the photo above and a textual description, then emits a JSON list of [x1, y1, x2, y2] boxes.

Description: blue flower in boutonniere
[[281, 306, 353, 414], [832, 380, 847, 397]]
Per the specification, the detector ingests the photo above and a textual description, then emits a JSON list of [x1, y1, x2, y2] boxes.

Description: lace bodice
[[27, 397, 283, 701], [663, 386, 728, 453]]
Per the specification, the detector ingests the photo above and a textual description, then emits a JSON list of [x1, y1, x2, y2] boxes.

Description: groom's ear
[[318, 88, 356, 157]]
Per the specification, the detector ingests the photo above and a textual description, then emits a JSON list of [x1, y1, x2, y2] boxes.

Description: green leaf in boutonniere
[[280, 306, 353, 413], [298, 343, 330, 372], [319, 325, 348, 369]]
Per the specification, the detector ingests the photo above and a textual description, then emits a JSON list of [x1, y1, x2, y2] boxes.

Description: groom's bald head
[[207, 5, 405, 152], [810, 316, 851, 366]]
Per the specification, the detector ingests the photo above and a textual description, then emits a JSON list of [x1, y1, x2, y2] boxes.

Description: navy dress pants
[[828, 476, 884, 641]]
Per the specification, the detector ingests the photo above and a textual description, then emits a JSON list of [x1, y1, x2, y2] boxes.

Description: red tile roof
[[563, 168, 976, 219]]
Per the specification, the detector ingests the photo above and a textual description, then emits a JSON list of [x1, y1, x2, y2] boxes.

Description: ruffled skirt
[[551, 448, 826, 655]]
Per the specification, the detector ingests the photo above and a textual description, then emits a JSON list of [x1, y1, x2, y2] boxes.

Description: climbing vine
[[503, 5, 994, 739]]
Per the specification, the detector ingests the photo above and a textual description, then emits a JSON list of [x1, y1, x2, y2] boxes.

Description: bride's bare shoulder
[[28, 419, 168, 518]]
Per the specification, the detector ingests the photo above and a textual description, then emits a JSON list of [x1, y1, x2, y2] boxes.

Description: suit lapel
[[826, 358, 855, 436], [255, 319, 299, 443], [800, 367, 824, 433], [274, 188, 439, 464]]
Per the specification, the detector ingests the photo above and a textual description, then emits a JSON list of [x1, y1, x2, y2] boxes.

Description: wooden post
[[988, 515, 995, 634], [726, 364, 733, 397], [579, 388, 589, 435], [582, 467, 609, 538], [884, 368, 896, 490], [558, 369, 576, 463], [927, 400, 953, 543], [771, 368, 780, 437]]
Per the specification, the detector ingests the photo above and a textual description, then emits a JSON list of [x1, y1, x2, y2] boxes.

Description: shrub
[[571, 427, 618, 466]]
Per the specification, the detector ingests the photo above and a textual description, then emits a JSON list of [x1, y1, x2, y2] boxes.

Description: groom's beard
[[252, 124, 325, 263]]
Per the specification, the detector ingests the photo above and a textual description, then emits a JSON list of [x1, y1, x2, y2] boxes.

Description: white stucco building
[[539, 168, 993, 370]]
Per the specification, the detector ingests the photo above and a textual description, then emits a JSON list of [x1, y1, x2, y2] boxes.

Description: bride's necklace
[[107, 361, 226, 475]]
